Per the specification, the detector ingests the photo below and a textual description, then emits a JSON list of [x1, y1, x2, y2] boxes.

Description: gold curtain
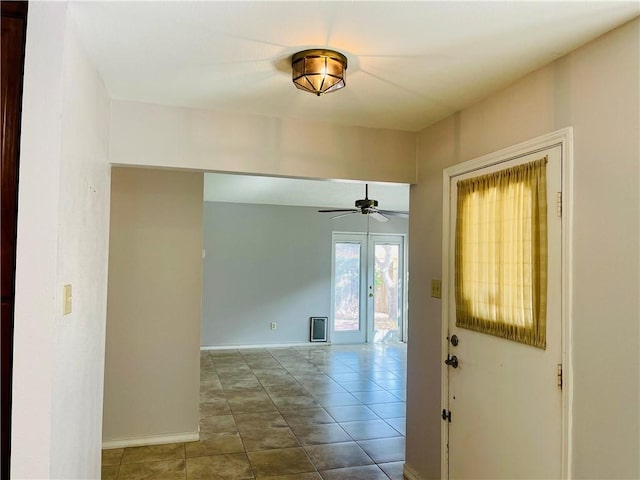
[[455, 158, 548, 349]]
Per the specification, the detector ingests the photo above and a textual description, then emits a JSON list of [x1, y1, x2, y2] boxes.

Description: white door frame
[[331, 233, 369, 344], [440, 127, 574, 479], [330, 232, 407, 344], [367, 234, 406, 343]]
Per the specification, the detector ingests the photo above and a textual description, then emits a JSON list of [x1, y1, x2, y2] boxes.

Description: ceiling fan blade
[[318, 209, 358, 213], [331, 212, 358, 220], [369, 211, 390, 223], [378, 210, 409, 218]]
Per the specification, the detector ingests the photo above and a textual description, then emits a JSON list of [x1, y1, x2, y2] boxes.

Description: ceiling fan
[[318, 184, 408, 222]]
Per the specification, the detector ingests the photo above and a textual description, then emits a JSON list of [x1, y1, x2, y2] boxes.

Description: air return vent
[[310, 317, 328, 342]]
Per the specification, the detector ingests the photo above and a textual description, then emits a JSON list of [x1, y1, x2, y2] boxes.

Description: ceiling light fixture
[[291, 49, 348, 96]]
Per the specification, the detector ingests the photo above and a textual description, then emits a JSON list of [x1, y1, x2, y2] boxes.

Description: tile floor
[[102, 343, 406, 479]]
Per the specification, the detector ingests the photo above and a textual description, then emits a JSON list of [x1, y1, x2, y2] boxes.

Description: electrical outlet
[[431, 279, 442, 299], [270, 322, 277, 330]]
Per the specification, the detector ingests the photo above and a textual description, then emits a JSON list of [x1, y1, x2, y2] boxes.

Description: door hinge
[[556, 192, 562, 218], [557, 364, 563, 390], [442, 409, 452, 422]]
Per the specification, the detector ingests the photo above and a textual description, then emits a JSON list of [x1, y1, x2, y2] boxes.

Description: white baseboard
[[102, 431, 199, 450], [200, 342, 330, 351], [403, 463, 425, 480]]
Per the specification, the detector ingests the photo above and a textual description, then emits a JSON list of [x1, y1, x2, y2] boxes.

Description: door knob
[[369, 293, 374, 297], [444, 354, 458, 368]]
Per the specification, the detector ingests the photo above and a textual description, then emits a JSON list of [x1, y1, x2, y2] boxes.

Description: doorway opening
[[331, 233, 407, 344], [200, 175, 409, 349]]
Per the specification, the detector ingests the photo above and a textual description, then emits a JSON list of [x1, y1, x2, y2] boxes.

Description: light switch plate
[[431, 279, 442, 299], [63, 284, 72, 315]]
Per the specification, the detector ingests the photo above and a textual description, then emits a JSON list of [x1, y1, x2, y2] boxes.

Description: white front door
[[445, 145, 563, 479], [331, 233, 405, 344]]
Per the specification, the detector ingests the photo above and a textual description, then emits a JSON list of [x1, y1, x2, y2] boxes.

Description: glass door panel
[[334, 242, 362, 332], [332, 233, 406, 344], [331, 235, 367, 344], [372, 242, 402, 342]]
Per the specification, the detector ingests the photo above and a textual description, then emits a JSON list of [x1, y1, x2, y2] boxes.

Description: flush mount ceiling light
[[291, 49, 348, 96]]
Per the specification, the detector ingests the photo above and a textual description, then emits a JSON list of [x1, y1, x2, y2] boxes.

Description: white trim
[[403, 233, 410, 342], [403, 463, 426, 480], [200, 342, 329, 351], [561, 127, 574, 480], [330, 232, 408, 344], [331, 233, 368, 344], [102, 431, 199, 450], [367, 234, 406, 343], [440, 127, 574, 480], [442, 146, 453, 480]]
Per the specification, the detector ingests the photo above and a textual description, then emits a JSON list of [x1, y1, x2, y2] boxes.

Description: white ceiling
[[204, 174, 410, 211], [70, 1, 639, 132], [70, 1, 637, 210]]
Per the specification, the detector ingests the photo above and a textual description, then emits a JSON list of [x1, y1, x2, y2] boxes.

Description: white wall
[[406, 18, 639, 479], [202, 202, 408, 347], [110, 100, 417, 185], [12, 3, 112, 478], [103, 168, 203, 446]]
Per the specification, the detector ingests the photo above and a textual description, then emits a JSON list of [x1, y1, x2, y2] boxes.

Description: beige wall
[[103, 168, 204, 444], [406, 18, 639, 479], [110, 100, 417, 184], [13, 4, 638, 478]]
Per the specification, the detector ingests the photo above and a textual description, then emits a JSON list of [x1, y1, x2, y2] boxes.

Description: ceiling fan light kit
[[291, 49, 347, 96]]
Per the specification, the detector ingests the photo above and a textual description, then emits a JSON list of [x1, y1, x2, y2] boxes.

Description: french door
[[331, 233, 405, 344]]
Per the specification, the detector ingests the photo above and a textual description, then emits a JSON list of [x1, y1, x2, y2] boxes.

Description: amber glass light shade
[[292, 49, 347, 96]]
